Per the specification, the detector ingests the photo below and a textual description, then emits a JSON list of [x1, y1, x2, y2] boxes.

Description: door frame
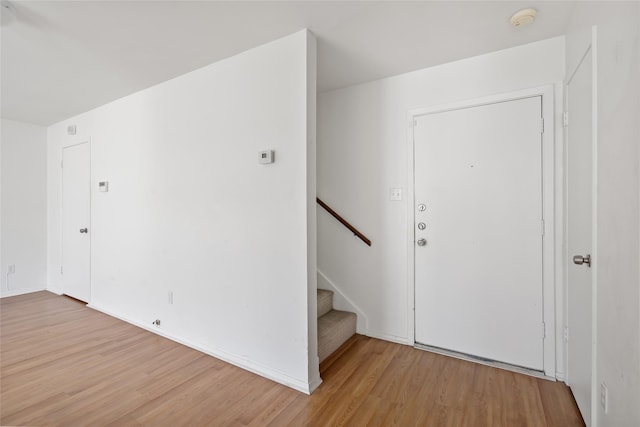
[[406, 86, 557, 378], [61, 139, 92, 303]]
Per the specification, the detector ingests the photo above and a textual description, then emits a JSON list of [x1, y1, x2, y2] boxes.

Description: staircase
[[317, 289, 356, 363]]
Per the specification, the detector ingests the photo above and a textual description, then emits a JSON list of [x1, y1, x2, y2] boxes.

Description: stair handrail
[[316, 197, 372, 247]]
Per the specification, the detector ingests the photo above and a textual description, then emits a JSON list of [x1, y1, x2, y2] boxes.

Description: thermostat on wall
[[98, 181, 109, 192], [259, 150, 274, 164]]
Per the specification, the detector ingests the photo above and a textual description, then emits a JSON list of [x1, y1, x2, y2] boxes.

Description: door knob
[[417, 238, 427, 246], [79, 228, 88, 234], [573, 254, 591, 267]]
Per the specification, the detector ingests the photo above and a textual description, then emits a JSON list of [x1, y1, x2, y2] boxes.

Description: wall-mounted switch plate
[[98, 181, 109, 192], [259, 150, 274, 164]]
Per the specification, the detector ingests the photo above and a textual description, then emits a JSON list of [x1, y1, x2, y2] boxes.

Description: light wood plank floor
[[1, 291, 584, 426]]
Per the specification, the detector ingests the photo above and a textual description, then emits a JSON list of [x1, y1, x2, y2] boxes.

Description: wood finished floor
[[1, 291, 584, 426]]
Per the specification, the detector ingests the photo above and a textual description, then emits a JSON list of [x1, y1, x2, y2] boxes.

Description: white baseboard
[[46, 286, 63, 295], [0, 287, 46, 298], [87, 303, 316, 395], [367, 330, 412, 346], [308, 374, 323, 394]]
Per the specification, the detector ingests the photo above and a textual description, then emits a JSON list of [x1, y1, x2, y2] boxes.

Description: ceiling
[[1, 1, 577, 126]]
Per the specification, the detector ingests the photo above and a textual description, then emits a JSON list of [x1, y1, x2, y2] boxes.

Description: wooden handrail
[[316, 197, 372, 246]]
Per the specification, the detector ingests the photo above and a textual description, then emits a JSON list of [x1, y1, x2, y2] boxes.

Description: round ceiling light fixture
[[510, 8, 537, 27]]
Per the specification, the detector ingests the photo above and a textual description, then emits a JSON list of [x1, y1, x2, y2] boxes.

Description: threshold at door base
[[414, 343, 554, 381]]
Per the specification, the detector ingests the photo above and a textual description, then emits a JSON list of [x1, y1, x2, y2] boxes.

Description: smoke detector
[[510, 8, 537, 27]]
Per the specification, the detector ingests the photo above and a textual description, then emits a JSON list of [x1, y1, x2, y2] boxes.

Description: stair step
[[317, 289, 334, 318], [318, 309, 356, 363]]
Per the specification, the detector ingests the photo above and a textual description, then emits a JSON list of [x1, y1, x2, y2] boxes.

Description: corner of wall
[[305, 28, 320, 391]]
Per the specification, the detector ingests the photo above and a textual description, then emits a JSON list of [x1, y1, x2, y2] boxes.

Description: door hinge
[[564, 325, 569, 342], [61, 160, 63, 168], [542, 322, 546, 339], [540, 118, 545, 134], [541, 219, 545, 236], [563, 111, 569, 127]]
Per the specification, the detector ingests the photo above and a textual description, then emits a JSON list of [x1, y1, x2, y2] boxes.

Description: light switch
[[390, 188, 402, 201], [98, 181, 109, 192], [259, 150, 274, 164]]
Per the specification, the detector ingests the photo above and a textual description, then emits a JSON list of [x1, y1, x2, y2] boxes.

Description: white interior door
[[566, 48, 593, 426], [414, 96, 544, 371], [62, 142, 91, 302]]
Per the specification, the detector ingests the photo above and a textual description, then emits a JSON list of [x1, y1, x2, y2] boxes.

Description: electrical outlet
[[600, 382, 608, 413], [152, 319, 161, 326], [8, 265, 15, 274], [389, 188, 402, 201]]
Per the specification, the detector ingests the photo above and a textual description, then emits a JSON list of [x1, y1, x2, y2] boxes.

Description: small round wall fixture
[[510, 8, 537, 27]]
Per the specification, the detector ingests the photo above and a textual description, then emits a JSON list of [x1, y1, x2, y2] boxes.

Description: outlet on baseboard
[[600, 382, 608, 413]]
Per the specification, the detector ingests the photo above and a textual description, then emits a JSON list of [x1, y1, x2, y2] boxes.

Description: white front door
[[62, 142, 91, 302], [414, 96, 544, 371], [566, 47, 594, 426]]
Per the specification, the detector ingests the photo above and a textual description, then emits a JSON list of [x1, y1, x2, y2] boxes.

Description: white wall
[[1, 119, 47, 297], [47, 30, 319, 393], [594, 11, 640, 425], [566, 3, 640, 425], [317, 37, 566, 371]]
